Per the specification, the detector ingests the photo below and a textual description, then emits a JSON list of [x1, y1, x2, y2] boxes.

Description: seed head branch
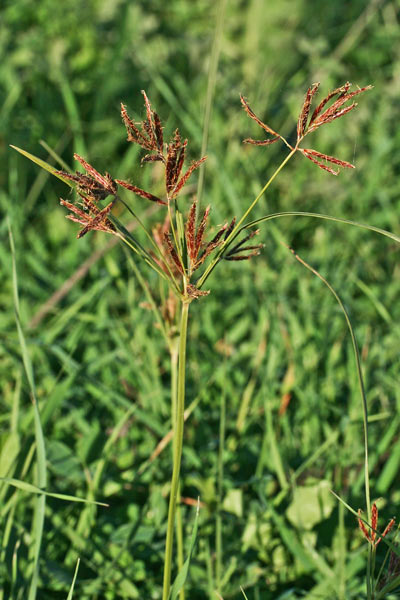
[[242, 81, 372, 175]]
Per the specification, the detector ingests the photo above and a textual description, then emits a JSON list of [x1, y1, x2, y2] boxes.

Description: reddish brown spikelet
[[74, 154, 117, 195], [141, 154, 165, 164], [376, 518, 396, 547], [358, 509, 371, 542], [308, 84, 373, 133], [300, 150, 340, 175], [195, 205, 211, 257], [309, 82, 351, 125], [224, 217, 236, 240], [173, 142, 187, 188], [310, 102, 358, 131], [77, 202, 115, 238], [196, 223, 228, 267], [115, 179, 167, 205], [313, 85, 373, 128], [243, 137, 280, 146], [224, 252, 260, 261], [163, 232, 184, 274], [224, 228, 262, 261], [172, 156, 207, 200], [154, 111, 164, 151], [297, 82, 320, 141], [225, 228, 260, 255], [55, 169, 114, 201], [60, 197, 116, 238], [240, 95, 280, 140], [166, 130, 183, 194], [60, 199, 88, 222], [121, 103, 151, 149], [185, 200, 197, 261], [152, 217, 181, 277], [141, 90, 156, 147], [54, 170, 84, 186], [358, 503, 396, 548], [302, 149, 355, 170]]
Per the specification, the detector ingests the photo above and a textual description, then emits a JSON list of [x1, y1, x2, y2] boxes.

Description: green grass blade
[[66, 558, 80, 600], [240, 587, 249, 600], [10, 145, 74, 186], [286, 247, 371, 522], [8, 219, 47, 600], [0, 478, 108, 506]]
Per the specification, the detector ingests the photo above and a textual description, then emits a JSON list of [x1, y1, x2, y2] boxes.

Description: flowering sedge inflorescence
[[56, 91, 262, 299], [55, 82, 371, 299], [358, 502, 395, 548], [241, 81, 372, 175]]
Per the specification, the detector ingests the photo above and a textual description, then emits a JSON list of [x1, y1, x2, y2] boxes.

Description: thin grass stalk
[[162, 300, 190, 600], [116, 232, 176, 288], [241, 211, 400, 245], [288, 249, 372, 598], [216, 367, 226, 591], [117, 195, 180, 285], [196, 148, 297, 288], [337, 466, 346, 600]]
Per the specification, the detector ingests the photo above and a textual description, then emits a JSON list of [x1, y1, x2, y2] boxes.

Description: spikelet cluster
[[241, 81, 372, 175]]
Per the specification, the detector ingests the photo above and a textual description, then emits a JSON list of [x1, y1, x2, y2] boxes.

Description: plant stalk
[[170, 336, 185, 600], [216, 374, 226, 590], [162, 300, 190, 600]]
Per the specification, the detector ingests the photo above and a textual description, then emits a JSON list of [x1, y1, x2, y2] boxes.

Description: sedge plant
[[12, 80, 400, 599]]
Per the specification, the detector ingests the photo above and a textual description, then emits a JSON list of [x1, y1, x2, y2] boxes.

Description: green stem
[[162, 301, 190, 600], [216, 374, 226, 590], [170, 337, 185, 600]]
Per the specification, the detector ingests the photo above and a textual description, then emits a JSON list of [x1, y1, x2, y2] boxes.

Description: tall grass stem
[[170, 337, 185, 600], [162, 301, 190, 600], [216, 364, 226, 590]]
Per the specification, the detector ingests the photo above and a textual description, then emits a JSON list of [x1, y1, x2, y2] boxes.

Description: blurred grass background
[[1, 0, 400, 598]]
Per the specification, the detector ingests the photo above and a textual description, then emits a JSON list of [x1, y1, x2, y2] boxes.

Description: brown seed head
[[357, 503, 396, 548], [297, 82, 320, 141], [242, 81, 372, 176]]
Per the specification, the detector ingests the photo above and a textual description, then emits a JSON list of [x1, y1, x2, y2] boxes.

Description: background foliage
[[1, 0, 400, 598]]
